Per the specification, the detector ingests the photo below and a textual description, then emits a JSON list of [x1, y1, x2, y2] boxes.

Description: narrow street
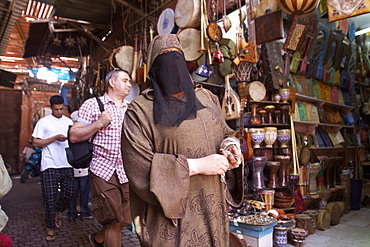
[[0, 175, 140, 247]]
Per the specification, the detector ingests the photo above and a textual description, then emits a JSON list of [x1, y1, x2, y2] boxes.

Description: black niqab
[[150, 51, 205, 127]]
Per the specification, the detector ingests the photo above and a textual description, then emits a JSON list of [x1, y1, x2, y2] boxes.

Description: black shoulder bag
[[65, 97, 104, 168]]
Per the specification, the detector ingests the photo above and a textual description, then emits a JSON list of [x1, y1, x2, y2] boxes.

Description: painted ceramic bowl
[[279, 88, 290, 103], [277, 129, 291, 148], [249, 128, 265, 148], [264, 127, 277, 148]]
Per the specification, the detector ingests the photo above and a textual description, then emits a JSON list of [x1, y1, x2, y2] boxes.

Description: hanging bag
[[65, 97, 104, 169]]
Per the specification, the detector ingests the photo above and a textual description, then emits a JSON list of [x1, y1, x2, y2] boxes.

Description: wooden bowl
[[275, 191, 293, 199], [275, 197, 295, 203], [274, 201, 294, 208]]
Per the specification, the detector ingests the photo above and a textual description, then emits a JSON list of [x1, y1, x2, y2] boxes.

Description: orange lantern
[[277, 0, 319, 15]]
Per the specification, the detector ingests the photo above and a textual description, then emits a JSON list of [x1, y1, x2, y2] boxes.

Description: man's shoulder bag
[[65, 97, 104, 169]]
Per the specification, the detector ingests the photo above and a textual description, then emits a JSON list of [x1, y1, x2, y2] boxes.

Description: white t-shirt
[[22, 146, 36, 160], [32, 114, 73, 172], [73, 168, 89, 177]]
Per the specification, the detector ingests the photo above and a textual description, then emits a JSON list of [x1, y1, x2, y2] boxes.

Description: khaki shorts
[[89, 172, 132, 226]]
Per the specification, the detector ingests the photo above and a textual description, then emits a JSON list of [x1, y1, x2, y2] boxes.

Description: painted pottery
[[277, 129, 291, 148], [264, 127, 277, 148], [274, 226, 288, 247], [279, 88, 290, 103], [290, 228, 308, 247], [249, 128, 265, 148], [273, 93, 281, 102]]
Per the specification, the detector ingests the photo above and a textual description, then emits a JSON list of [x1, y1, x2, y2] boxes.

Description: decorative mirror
[[309, 22, 331, 64], [297, 13, 317, 59], [323, 31, 344, 70], [338, 41, 352, 72], [306, 21, 331, 79]]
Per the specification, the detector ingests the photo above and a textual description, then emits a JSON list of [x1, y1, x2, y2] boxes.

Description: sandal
[[45, 234, 55, 242], [55, 219, 62, 228]]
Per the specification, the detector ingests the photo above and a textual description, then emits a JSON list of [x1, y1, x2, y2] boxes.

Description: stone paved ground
[[0, 175, 140, 247]]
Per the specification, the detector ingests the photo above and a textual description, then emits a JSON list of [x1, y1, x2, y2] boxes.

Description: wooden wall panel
[[0, 88, 22, 172]]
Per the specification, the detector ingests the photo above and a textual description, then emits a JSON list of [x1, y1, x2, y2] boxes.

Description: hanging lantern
[[41, 53, 53, 68], [277, 0, 319, 15]]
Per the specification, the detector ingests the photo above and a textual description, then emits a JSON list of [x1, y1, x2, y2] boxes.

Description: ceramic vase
[[277, 129, 291, 148], [275, 155, 292, 187], [249, 128, 265, 148], [248, 155, 267, 190], [273, 93, 281, 103], [250, 104, 261, 125], [274, 226, 288, 247], [264, 127, 277, 148], [266, 161, 281, 188]]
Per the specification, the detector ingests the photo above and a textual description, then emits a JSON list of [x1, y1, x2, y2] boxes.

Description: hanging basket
[[277, 0, 319, 15]]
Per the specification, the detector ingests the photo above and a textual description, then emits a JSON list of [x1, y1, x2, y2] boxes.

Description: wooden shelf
[[293, 120, 354, 131], [253, 147, 290, 150], [295, 93, 354, 111], [294, 120, 319, 126], [310, 146, 354, 150], [245, 124, 290, 128], [249, 100, 290, 106]]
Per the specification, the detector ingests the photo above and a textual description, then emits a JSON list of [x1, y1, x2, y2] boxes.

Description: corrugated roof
[[0, 0, 29, 56]]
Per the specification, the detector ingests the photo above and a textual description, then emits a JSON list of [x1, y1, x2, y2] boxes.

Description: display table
[[229, 220, 277, 247]]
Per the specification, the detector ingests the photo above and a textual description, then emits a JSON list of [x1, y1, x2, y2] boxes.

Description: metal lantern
[[277, 0, 319, 15]]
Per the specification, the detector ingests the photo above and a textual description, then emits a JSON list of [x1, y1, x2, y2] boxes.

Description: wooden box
[[229, 220, 277, 238]]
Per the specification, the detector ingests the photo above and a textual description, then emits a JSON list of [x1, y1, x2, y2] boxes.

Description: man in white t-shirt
[[32, 95, 74, 242]]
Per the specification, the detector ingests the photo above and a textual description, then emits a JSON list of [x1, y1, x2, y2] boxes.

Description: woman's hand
[[188, 154, 230, 176], [220, 144, 242, 169]]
